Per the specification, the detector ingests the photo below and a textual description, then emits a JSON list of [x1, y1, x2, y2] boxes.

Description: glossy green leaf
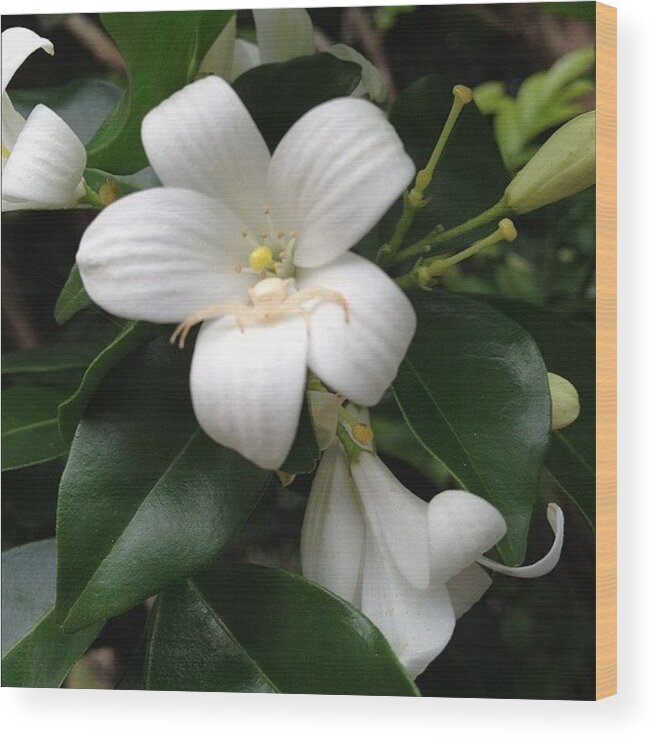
[[392, 291, 551, 565], [490, 300, 595, 529], [145, 563, 419, 696], [58, 320, 160, 443], [56, 337, 271, 632], [55, 264, 92, 325], [233, 53, 361, 151], [388, 74, 509, 250], [87, 10, 233, 173], [2, 324, 119, 376], [2, 382, 78, 471], [2, 540, 102, 688], [10, 78, 122, 145]]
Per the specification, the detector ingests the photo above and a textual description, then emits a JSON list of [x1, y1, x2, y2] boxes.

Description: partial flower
[[1, 27, 86, 212], [76, 76, 416, 470], [548, 372, 580, 431], [301, 443, 564, 678], [200, 9, 387, 102]]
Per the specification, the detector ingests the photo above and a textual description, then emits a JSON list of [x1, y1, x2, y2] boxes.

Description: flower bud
[[505, 111, 595, 215], [548, 372, 580, 431]]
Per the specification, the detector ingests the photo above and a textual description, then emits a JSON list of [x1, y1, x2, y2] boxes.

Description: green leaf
[[54, 265, 92, 325], [388, 74, 510, 248], [233, 53, 361, 151], [55, 336, 271, 632], [489, 300, 595, 529], [1, 324, 119, 376], [281, 399, 320, 475], [145, 563, 419, 696], [2, 540, 102, 688], [2, 382, 79, 471], [392, 291, 551, 565], [87, 10, 233, 173], [58, 320, 160, 443], [10, 78, 122, 145]]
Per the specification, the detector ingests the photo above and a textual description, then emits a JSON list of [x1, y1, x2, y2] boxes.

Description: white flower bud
[[548, 372, 580, 431], [505, 111, 595, 215]]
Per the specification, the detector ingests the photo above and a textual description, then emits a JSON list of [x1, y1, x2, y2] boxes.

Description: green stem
[[378, 85, 473, 267], [392, 198, 509, 265]]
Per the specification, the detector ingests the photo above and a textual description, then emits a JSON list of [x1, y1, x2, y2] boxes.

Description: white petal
[[198, 15, 236, 79], [190, 316, 308, 470], [1, 105, 85, 210], [253, 8, 314, 64], [297, 253, 416, 406], [300, 443, 365, 603], [141, 77, 270, 227], [478, 504, 564, 579], [328, 43, 387, 103], [2, 92, 25, 151], [2, 27, 53, 94], [76, 187, 256, 322], [351, 452, 430, 589], [360, 534, 455, 679], [268, 97, 414, 268], [447, 563, 492, 619], [307, 390, 341, 451], [230, 39, 261, 80], [428, 490, 507, 585]]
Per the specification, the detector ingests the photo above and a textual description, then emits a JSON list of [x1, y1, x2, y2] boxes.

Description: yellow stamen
[[1, 145, 11, 160], [249, 245, 275, 271]]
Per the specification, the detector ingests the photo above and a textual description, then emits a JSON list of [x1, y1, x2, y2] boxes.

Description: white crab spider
[[170, 276, 350, 349]]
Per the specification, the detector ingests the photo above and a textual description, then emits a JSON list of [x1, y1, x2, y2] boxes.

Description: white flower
[[301, 443, 564, 678], [2, 27, 86, 212], [200, 9, 387, 102], [76, 76, 416, 470]]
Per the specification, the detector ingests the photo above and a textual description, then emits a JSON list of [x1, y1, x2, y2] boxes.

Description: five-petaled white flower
[[200, 8, 386, 102], [2, 27, 86, 211], [301, 442, 564, 678], [76, 76, 416, 470]]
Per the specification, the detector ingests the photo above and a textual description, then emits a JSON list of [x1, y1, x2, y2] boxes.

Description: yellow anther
[[498, 218, 518, 242], [452, 84, 473, 105], [1, 144, 11, 159], [352, 423, 374, 446], [249, 245, 275, 271]]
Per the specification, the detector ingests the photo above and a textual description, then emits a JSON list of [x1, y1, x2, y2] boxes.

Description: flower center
[[238, 205, 297, 279]]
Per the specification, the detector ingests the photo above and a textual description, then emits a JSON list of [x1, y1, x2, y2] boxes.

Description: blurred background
[[2, 4, 596, 699]]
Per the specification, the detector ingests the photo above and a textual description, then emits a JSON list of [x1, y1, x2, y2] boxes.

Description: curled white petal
[[477, 504, 564, 578], [350, 451, 430, 589], [298, 253, 416, 407], [1, 105, 85, 211], [360, 532, 455, 679], [446, 563, 492, 619], [328, 43, 387, 102], [300, 443, 364, 603], [268, 97, 415, 268], [253, 8, 314, 64], [190, 315, 308, 470], [428, 490, 507, 585], [2, 27, 53, 94], [231, 39, 261, 80], [198, 15, 236, 79], [142, 76, 271, 228]]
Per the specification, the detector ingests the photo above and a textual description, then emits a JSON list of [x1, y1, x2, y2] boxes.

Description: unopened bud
[[548, 372, 580, 431], [505, 111, 595, 215]]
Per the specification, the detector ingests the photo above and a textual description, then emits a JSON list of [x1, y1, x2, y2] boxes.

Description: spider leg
[[170, 303, 252, 349]]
